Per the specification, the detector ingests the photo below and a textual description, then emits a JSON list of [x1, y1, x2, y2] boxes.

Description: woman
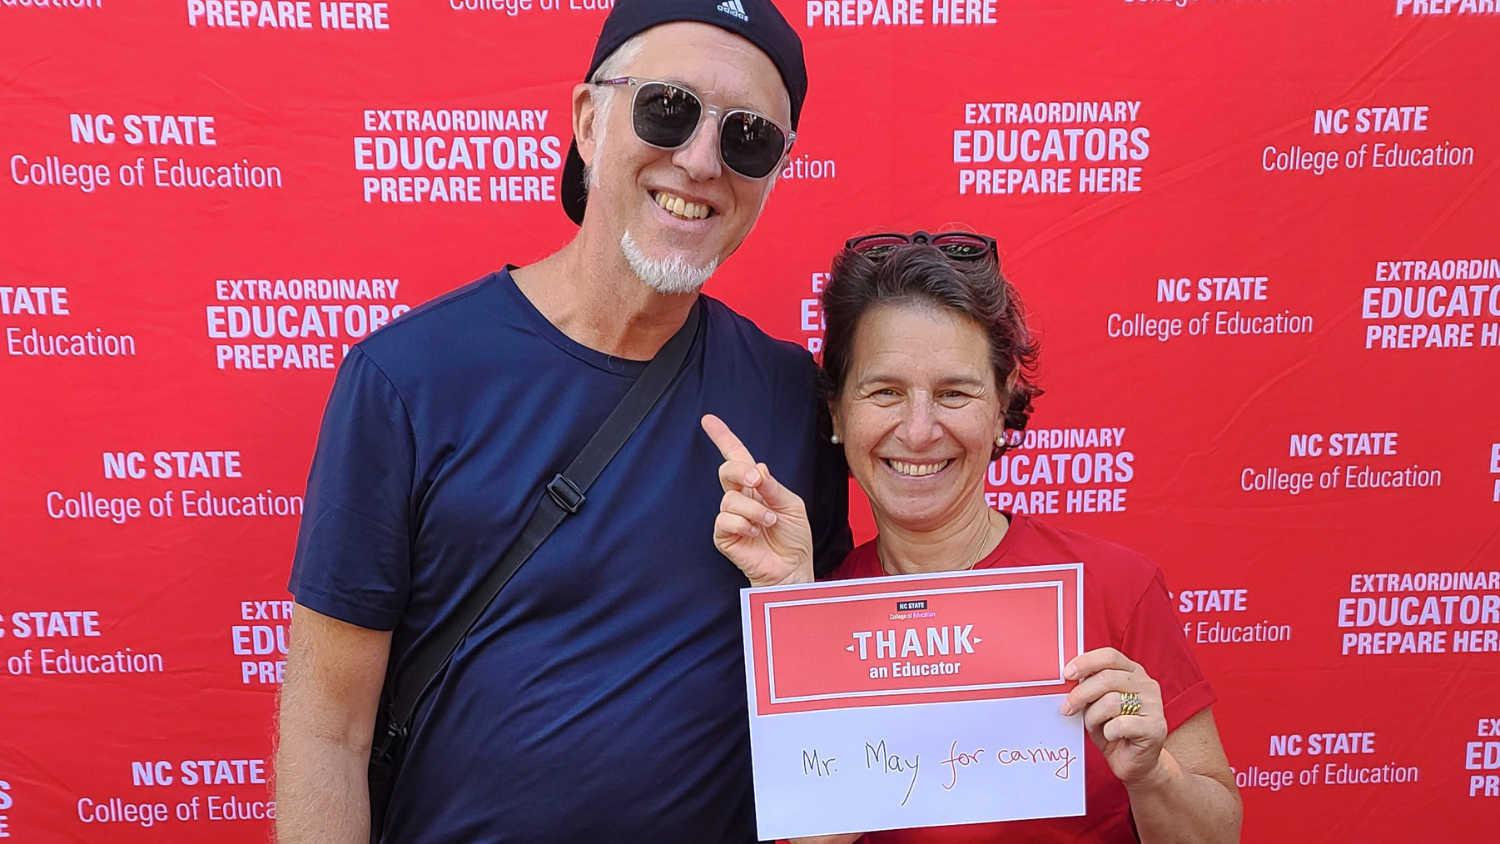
[[701, 232, 1242, 843]]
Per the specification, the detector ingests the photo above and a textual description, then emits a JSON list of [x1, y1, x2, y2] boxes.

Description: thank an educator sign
[[741, 565, 1086, 839]]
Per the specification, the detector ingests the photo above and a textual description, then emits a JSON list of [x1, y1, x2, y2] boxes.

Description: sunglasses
[[845, 231, 998, 261], [594, 77, 795, 180]]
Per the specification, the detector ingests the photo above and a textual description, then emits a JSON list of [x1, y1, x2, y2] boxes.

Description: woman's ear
[[828, 400, 844, 445], [995, 369, 1019, 442]]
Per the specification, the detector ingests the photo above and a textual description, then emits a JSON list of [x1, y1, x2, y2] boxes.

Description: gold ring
[[1120, 691, 1142, 717]]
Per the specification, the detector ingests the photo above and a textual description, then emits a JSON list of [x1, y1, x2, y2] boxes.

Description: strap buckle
[[546, 474, 586, 514], [371, 716, 408, 763]]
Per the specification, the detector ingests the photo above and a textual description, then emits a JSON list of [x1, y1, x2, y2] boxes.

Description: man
[[275, 1, 851, 842]]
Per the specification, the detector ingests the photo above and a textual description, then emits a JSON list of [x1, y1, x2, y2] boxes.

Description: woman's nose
[[895, 397, 943, 450]]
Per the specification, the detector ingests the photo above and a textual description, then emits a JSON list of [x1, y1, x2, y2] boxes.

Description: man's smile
[[651, 189, 714, 221]]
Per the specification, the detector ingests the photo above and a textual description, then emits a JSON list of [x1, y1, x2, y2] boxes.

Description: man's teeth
[[888, 459, 950, 477], [653, 191, 711, 220]]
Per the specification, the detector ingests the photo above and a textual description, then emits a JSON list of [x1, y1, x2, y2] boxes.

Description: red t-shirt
[[825, 514, 1216, 843]]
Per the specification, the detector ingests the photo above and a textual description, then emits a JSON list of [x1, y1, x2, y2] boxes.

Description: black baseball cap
[[560, 0, 808, 225]]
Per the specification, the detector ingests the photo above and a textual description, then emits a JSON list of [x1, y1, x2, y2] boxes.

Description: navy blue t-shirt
[[289, 269, 851, 844]]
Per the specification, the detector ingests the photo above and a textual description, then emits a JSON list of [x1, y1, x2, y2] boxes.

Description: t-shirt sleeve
[[809, 405, 853, 578], [287, 347, 416, 630], [1122, 569, 1217, 733]]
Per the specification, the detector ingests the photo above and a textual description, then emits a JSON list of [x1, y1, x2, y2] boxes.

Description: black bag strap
[[372, 301, 702, 760]]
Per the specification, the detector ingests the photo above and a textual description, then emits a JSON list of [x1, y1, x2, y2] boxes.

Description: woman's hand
[[701, 414, 815, 589], [1060, 648, 1169, 787]]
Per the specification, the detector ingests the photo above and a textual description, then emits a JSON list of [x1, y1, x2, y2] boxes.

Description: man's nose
[[672, 114, 723, 181]]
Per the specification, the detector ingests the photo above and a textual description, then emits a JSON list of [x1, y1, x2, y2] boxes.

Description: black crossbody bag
[[365, 303, 701, 843]]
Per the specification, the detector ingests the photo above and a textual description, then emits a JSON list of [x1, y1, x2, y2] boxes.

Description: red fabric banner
[[2, 1, 1497, 841]]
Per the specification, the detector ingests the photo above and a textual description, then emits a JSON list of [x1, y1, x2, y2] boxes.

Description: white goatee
[[620, 231, 718, 295]]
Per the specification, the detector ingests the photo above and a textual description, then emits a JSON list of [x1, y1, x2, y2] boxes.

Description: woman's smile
[[882, 458, 954, 478]]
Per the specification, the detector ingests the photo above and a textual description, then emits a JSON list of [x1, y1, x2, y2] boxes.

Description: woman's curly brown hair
[[819, 242, 1041, 458]]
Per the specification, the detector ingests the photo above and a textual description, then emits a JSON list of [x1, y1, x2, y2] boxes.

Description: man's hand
[[702, 414, 814, 588]]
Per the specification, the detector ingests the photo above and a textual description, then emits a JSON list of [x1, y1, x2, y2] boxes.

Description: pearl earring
[[831, 433, 842, 445]]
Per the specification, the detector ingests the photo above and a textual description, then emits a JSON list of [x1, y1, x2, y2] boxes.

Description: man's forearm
[[275, 729, 371, 844], [275, 605, 391, 844], [1127, 750, 1242, 844]]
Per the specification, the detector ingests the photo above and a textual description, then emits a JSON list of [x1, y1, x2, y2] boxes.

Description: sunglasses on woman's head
[[594, 77, 795, 180], [845, 231, 998, 261]]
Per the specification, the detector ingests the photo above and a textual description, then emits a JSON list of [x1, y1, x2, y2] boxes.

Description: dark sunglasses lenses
[[631, 83, 785, 179], [850, 234, 993, 260], [632, 82, 702, 148], [720, 111, 787, 178], [850, 235, 909, 259], [931, 235, 991, 259]]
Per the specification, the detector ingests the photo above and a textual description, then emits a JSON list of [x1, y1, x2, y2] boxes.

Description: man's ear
[[572, 83, 601, 167]]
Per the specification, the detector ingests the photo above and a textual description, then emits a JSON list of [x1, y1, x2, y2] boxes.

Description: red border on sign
[[745, 565, 1083, 716]]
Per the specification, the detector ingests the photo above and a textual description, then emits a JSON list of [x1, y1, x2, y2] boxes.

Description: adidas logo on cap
[[717, 0, 749, 22]]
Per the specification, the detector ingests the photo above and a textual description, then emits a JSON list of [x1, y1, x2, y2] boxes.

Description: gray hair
[[583, 33, 647, 190]]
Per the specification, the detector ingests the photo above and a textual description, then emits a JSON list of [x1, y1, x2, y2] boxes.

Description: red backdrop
[[2, 1, 1498, 841]]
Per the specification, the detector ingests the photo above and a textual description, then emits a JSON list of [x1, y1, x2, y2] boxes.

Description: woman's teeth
[[653, 191, 711, 220], [887, 459, 950, 477]]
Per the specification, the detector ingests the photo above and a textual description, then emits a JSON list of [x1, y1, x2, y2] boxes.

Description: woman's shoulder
[[1002, 514, 1166, 596], [823, 517, 1173, 597]]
